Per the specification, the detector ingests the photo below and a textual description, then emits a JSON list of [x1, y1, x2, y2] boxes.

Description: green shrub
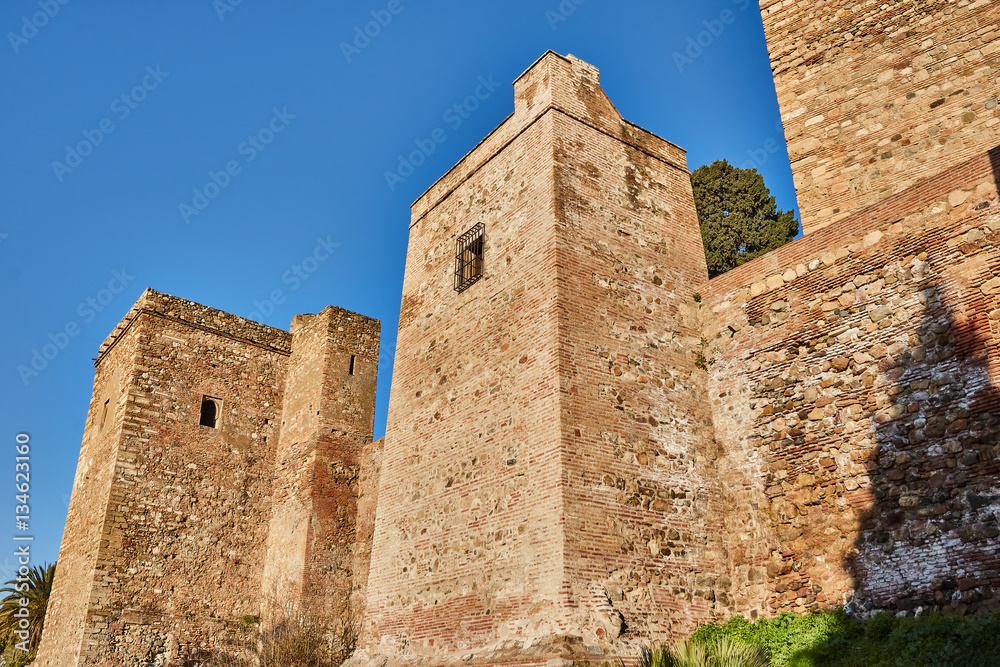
[[690, 609, 857, 667], [865, 611, 897, 641], [5, 648, 37, 667], [639, 643, 674, 667], [685, 608, 1000, 667], [639, 636, 766, 667]]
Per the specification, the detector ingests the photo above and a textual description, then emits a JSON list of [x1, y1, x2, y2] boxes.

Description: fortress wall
[[549, 95, 729, 641], [700, 150, 1000, 617], [352, 437, 384, 632], [760, 0, 1000, 234], [37, 300, 144, 667], [46, 290, 290, 665]]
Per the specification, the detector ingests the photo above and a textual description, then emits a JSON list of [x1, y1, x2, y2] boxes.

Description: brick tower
[[357, 52, 730, 666]]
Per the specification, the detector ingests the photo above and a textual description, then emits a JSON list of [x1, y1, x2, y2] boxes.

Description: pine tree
[[691, 160, 799, 276]]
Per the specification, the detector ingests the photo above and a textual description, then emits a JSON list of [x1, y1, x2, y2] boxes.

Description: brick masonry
[[36, 1, 1000, 663], [700, 149, 1000, 619], [358, 54, 732, 667]]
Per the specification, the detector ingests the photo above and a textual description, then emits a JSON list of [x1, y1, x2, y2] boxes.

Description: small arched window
[[199, 397, 218, 428]]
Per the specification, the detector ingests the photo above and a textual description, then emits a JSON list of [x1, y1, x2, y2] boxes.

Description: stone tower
[[37, 290, 380, 666], [260, 307, 380, 626], [357, 52, 730, 666]]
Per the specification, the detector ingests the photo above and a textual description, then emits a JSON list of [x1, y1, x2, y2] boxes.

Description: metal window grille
[[454, 223, 485, 293]]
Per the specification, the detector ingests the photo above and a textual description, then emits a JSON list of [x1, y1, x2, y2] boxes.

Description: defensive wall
[[35, 0, 1000, 663]]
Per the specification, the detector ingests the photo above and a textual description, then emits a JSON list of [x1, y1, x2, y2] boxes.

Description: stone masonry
[[358, 53, 725, 666], [37, 1, 1000, 664], [761, 0, 1000, 234], [37, 291, 379, 666]]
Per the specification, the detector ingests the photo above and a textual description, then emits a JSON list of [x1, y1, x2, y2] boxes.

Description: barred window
[[454, 223, 485, 293]]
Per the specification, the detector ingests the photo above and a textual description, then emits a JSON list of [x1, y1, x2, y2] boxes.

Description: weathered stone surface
[[38, 291, 380, 667], [362, 52, 726, 664]]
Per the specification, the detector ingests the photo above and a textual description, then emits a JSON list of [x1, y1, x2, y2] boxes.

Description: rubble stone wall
[[760, 0, 1000, 234], [37, 300, 142, 667], [40, 290, 293, 666], [700, 148, 1000, 618], [261, 306, 380, 634]]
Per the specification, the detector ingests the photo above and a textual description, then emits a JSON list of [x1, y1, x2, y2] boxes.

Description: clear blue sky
[[0, 0, 799, 570]]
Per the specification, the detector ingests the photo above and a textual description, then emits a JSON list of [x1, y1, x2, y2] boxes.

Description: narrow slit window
[[99, 399, 110, 430], [349, 355, 356, 375], [200, 397, 218, 428], [454, 222, 485, 293]]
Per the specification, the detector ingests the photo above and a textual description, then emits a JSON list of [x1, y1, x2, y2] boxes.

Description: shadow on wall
[[991, 146, 1000, 194], [849, 264, 1000, 615]]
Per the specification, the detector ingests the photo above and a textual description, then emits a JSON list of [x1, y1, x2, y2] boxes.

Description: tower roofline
[[94, 288, 295, 366], [409, 51, 689, 226]]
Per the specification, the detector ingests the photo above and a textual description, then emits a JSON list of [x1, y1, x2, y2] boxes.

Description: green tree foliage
[[691, 160, 799, 276], [0, 562, 56, 652]]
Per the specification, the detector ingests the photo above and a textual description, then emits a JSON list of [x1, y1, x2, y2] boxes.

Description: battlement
[[95, 288, 292, 364]]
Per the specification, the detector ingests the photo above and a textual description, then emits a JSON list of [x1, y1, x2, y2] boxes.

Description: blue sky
[[0, 0, 799, 569]]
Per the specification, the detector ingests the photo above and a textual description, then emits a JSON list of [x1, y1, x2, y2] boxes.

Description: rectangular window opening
[[349, 355, 356, 376], [454, 222, 485, 293], [200, 396, 220, 428], [99, 399, 110, 430]]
